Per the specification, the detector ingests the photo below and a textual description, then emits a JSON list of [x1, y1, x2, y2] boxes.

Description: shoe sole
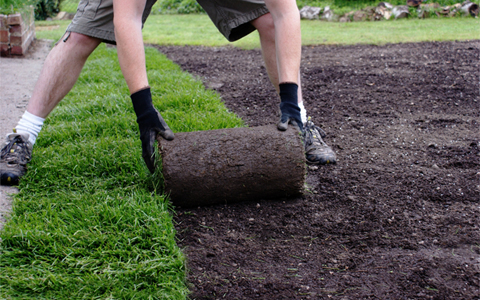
[[306, 156, 337, 165]]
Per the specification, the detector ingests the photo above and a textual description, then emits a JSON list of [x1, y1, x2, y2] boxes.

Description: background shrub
[[151, 0, 480, 15], [301, 0, 475, 8], [0, 0, 34, 14], [0, 0, 62, 20], [34, 0, 61, 20], [4, 0, 477, 17], [152, 0, 204, 14]]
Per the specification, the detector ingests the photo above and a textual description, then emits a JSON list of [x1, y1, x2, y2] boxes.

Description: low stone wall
[[0, 6, 35, 57], [300, 0, 479, 22]]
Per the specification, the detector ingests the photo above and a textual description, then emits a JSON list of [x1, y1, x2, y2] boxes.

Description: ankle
[[15, 111, 45, 145]]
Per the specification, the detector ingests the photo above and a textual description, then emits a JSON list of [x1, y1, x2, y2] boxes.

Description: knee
[[252, 13, 275, 40], [60, 32, 101, 54]]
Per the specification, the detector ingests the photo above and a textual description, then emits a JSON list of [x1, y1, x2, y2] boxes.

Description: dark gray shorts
[[65, 0, 157, 43], [197, 0, 269, 42]]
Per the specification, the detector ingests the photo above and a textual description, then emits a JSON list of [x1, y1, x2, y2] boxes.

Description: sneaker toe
[[1, 172, 20, 186]]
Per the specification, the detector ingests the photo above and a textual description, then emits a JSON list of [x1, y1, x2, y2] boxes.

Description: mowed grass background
[[1, 14, 479, 299], [35, 15, 480, 48]]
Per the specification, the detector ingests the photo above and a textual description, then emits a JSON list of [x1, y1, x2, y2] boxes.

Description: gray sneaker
[[0, 132, 32, 186], [303, 118, 336, 165]]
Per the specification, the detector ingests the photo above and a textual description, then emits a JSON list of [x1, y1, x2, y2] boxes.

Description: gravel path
[[0, 39, 51, 230]]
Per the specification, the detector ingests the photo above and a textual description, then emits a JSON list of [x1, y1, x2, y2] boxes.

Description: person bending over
[[0, 0, 336, 186]]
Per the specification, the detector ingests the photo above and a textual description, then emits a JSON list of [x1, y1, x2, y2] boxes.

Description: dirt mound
[[155, 41, 480, 299]]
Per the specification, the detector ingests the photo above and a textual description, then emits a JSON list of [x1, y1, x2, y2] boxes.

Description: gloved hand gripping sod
[[277, 83, 303, 132], [131, 87, 174, 173]]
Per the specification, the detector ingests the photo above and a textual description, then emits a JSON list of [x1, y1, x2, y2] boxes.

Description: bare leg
[[113, 0, 149, 94], [253, 6, 336, 164], [27, 32, 102, 118], [251, 13, 303, 104], [263, 0, 301, 85]]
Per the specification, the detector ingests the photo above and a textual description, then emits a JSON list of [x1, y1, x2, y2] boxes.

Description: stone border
[[299, 0, 479, 22], [0, 5, 35, 57]]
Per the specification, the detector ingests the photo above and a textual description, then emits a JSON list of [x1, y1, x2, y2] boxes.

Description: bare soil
[[154, 41, 480, 299]]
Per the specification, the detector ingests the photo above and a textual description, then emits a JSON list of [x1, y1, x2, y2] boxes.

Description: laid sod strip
[[0, 45, 243, 298]]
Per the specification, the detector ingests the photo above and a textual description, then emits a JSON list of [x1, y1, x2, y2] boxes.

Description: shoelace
[[0, 135, 31, 164], [304, 122, 327, 147]]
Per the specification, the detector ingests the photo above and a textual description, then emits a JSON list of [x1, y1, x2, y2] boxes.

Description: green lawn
[[0, 44, 241, 299], [143, 15, 480, 48], [1, 13, 479, 299], [35, 15, 480, 48]]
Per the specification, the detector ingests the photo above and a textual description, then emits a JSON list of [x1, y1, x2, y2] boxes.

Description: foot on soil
[[303, 118, 336, 165], [0, 132, 32, 186]]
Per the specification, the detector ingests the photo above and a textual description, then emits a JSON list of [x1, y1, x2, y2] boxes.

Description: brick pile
[[0, 6, 35, 57]]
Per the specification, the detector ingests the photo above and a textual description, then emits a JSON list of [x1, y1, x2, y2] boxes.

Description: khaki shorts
[[197, 0, 269, 42], [65, 0, 157, 43]]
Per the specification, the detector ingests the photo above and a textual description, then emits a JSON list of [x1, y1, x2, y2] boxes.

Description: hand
[[277, 102, 303, 132], [137, 109, 174, 173], [277, 83, 303, 132], [131, 88, 174, 173]]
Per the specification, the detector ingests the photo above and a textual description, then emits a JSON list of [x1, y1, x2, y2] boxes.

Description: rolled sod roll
[[158, 125, 306, 207]]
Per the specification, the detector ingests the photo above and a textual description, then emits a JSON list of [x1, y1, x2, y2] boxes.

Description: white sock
[[298, 101, 307, 124], [15, 111, 45, 145]]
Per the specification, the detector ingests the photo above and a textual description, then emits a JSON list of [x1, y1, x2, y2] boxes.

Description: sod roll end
[[158, 125, 306, 207]]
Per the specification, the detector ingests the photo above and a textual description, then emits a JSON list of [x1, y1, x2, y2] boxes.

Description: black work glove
[[277, 83, 303, 132], [131, 88, 174, 173]]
